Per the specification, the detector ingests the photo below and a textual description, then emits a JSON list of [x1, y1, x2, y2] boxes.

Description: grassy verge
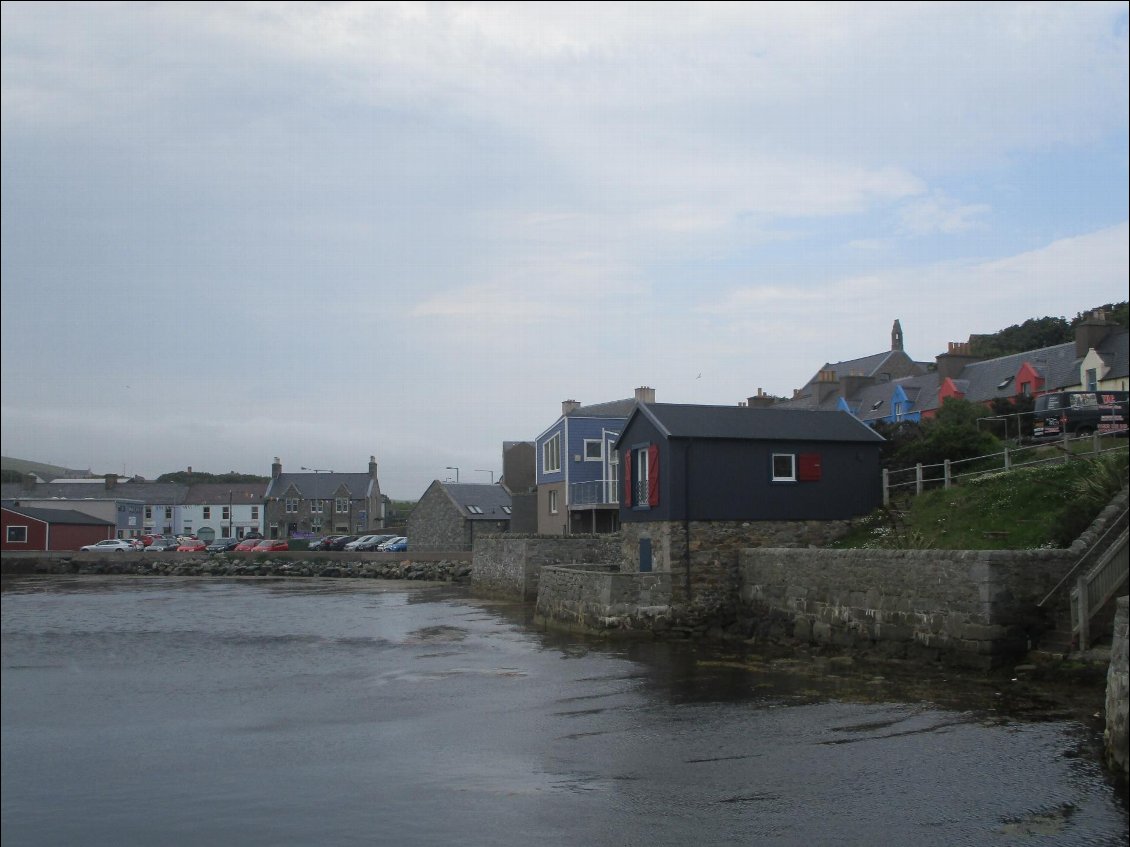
[[834, 449, 1128, 550]]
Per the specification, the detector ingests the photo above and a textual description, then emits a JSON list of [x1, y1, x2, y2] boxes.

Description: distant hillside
[[0, 456, 90, 482], [968, 301, 1127, 358]]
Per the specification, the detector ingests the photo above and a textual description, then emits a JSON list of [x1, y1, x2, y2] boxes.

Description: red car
[[177, 540, 208, 552], [253, 539, 288, 552], [234, 538, 263, 552]]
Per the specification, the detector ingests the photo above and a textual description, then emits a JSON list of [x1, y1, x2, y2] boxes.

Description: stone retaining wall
[[534, 566, 672, 634], [0, 552, 471, 583], [739, 547, 1075, 668], [471, 535, 621, 600], [1106, 596, 1129, 777]]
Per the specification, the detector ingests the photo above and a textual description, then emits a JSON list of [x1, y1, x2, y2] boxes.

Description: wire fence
[[882, 427, 1129, 506]]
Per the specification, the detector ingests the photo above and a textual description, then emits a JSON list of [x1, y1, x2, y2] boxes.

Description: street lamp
[[475, 469, 495, 483], [445, 466, 460, 483]]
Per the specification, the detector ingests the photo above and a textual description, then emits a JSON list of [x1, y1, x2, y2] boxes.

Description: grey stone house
[[263, 456, 385, 539], [408, 481, 512, 551]]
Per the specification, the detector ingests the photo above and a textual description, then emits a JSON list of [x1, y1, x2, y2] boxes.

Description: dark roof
[[1095, 329, 1129, 380], [568, 398, 639, 417], [183, 483, 266, 505], [623, 404, 885, 443], [440, 483, 512, 519], [265, 473, 374, 499], [1, 501, 114, 526], [0, 481, 179, 504], [951, 341, 1078, 404], [848, 373, 942, 422]]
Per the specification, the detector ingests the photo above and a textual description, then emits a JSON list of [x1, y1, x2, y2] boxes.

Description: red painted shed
[[2, 503, 115, 551]]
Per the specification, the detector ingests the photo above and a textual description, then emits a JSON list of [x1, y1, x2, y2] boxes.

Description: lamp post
[[475, 469, 495, 483], [445, 466, 460, 483]]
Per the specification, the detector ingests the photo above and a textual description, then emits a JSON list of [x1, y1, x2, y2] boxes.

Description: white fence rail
[[882, 427, 1128, 506]]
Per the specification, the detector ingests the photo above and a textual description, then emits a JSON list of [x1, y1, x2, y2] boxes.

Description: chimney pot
[[634, 386, 655, 404]]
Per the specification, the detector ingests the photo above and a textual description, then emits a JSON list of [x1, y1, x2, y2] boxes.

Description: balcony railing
[[570, 479, 620, 507]]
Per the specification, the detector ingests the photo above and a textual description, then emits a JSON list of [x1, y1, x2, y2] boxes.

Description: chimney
[[104, 474, 117, 491], [187, 467, 192, 474], [369, 455, 378, 479], [934, 341, 982, 380], [814, 370, 839, 404], [634, 386, 655, 404], [747, 388, 777, 409], [562, 399, 581, 416], [1075, 310, 1116, 358], [839, 373, 876, 399], [271, 457, 282, 479]]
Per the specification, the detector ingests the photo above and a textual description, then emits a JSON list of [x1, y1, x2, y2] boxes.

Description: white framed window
[[251, 506, 259, 519], [1086, 368, 1098, 391], [502, 506, 512, 514], [335, 498, 349, 514], [310, 499, 323, 514], [222, 506, 230, 521], [772, 453, 796, 482], [548, 490, 558, 514], [165, 506, 173, 519], [7, 525, 28, 543], [285, 498, 299, 513], [543, 432, 561, 474], [311, 518, 322, 533], [203, 507, 211, 519], [583, 439, 603, 461], [144, 506, 153, 520], [467, 505, 483, 514]]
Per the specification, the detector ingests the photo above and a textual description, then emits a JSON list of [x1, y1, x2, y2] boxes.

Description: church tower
[[891, 319, 904, 352]]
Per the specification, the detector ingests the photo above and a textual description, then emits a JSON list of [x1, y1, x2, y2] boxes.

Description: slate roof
[[1, 501, 114, 526], [567, 398, 640, 417], [623, 404, 885, 444], [183, 483, 267, 505], [0, 481, 184, 504], [1096, 329, 1129, 380], [265, 473, 374, 500], [846, 373, 942, 422], [950, 341, 1078, 405], [440, 483, 512, 519]]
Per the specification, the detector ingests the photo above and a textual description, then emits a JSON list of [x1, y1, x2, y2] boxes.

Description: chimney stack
[[747, 388, 777, 408], [934, 341, 982, 380], [634, 386, 655, 404], [562, 399, 581, 416], [271, 457, 282, 479], [369, 455, 379, 479], [104, 474, 117, 491], [1074, 310, 1117, 358]]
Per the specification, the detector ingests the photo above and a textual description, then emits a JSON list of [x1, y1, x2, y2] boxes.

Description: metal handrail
[[1069, 528, 1129, 647], [1038, 505, 1129, 608]]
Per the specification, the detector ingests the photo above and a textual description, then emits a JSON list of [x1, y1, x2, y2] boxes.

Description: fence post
[[915, 464, 923, 496], [882, 468, 889, 507], [1063, 430, 1070, 464], [1003, 445, 1011, 471], [1076, 576, 1090, 650], [943, 459, 951, 489], [1092, 431, 1100, 454]]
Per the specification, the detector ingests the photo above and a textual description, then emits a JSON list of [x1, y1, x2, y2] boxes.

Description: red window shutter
[[623, 451, 632, 506], [647, 444, 660, 506], [798, 453, 822, 481]]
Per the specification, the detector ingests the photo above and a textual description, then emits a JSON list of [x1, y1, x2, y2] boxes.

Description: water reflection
[[2, 576, 1126, 847]]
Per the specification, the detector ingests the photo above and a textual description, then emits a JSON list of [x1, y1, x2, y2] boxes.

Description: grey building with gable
[[408, 481, 512, 551], [263, 456, 385, 539]]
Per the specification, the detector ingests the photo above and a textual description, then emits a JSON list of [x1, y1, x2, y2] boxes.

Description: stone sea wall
[[471, 535, 621, 600], [1106, 596, 1128, 777], [739, 546, 1075, 669], [0, 552, 472, 583]]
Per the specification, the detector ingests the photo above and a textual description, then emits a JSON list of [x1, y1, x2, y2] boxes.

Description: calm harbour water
[[2, 576, 1127, 847]]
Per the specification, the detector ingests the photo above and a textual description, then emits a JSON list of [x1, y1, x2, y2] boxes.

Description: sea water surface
[[2, 576, 1127, 846]]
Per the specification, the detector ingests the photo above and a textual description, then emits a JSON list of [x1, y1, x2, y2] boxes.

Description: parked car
[[344, 535, 379, 551], [177, 539, 208, 552], [234, 538, 263, 552], [206, 537, 241, 553], [253, 539, 289, 552], [383, 537, 408, 552], [144, 538, 177, 552], [355, 534, 397, 551], [323, 535, 358, 551], [80, 539, 137, 553], [377, 536, 407, 552]]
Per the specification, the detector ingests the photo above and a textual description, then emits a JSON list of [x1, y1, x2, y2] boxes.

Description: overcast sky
[[2, 2, 1127, 498]]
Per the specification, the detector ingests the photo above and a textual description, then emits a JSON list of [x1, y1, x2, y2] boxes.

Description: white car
[[80, 539, 137, 553]]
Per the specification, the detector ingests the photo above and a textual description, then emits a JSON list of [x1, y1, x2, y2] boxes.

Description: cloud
[[898, 191, 991, 235]]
